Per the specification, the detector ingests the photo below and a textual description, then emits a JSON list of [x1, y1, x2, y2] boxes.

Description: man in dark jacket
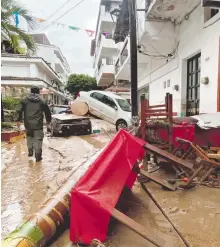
[[16, 86, 52, 162]]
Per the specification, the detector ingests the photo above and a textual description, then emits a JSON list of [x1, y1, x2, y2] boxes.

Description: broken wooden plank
[[207, 153, 220, 160], [111, 208, 165, 247], [144, 143, 194, 169], [140, 169, 176, 191]]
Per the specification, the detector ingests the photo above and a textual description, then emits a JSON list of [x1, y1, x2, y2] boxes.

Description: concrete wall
[[35, 44, 56, 70], [1, 62, 30, 77], [138, 6, 220, 116]]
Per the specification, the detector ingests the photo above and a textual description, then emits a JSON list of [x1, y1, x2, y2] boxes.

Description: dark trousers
[[26, 129, 44, 158]]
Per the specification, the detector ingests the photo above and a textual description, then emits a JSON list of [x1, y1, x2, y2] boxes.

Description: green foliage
[[66, 74, 99, 95], [2, 97, 20, 110], [1, 122, 14, 129], [1, 0, 36, 52]]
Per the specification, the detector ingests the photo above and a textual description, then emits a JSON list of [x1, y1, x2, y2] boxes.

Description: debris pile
[[139, 138, 220, 190]]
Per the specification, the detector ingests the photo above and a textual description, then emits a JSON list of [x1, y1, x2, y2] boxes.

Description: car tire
[[116, 120, 128, 131]]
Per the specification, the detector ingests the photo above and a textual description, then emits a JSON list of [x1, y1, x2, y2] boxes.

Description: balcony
[[146, 0, 200, 23], [94, 34, 119, 68], [115, 39, 148, 81], [96, 59, 115, 86]]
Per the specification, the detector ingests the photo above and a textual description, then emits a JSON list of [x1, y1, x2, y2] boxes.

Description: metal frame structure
[[140, 93, 173, 150]]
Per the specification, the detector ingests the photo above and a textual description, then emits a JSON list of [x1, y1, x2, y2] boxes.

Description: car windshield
[[116, 99, 131, 112], [52, 107, 69, 114]]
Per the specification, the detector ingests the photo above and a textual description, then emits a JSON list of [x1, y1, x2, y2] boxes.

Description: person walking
[[16, 86, 51, 162]]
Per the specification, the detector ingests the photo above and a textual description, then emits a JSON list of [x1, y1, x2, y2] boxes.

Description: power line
[[40, 0, 86, 32], [46, 0, 75, 22]]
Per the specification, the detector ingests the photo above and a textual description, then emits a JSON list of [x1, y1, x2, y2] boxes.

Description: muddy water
[[1, 126, 109, 240], [148, 183, 220, 247]]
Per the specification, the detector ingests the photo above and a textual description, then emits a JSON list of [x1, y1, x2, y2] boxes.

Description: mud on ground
[[1, 119, 220, 247]]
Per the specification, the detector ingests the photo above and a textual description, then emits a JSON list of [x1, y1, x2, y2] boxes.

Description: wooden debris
[[71, 100, 89, 116], [140, 169, 176, 191], [111, 208, 165, 247]]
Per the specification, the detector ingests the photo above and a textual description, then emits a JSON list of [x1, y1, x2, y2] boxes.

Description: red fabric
[[195, 128, 220, 147], [70, 129, 145, 244], [146, 123, 195, 149]]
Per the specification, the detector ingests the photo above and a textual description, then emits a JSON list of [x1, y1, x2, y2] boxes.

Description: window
[[116, 99, 131, 112], [105, 4, 110, 12], [91, 92, 104, 102], [103, 95, 117, 109], [211, 8, 219, 18], [167, 79, 170, 87], [163, 81, 166, 88], [204, 7, 219, 23]]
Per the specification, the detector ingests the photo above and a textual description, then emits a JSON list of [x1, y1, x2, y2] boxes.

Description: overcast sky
[[19, 0, 100, 76]]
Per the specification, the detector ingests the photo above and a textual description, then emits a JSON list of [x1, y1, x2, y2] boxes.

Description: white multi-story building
[[91, 0, 131, 100], [1, 33, 72, 104], [114, 0, 220, 116]]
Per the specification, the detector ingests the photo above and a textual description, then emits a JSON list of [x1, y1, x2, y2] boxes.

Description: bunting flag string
[[35, 17, 95, 37]]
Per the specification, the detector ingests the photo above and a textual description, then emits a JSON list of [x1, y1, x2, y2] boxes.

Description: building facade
[[91, 0, 131, 99], [1, 33, 72, 104], [114, 0, 220, 116]]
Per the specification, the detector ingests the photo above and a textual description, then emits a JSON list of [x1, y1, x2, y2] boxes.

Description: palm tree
[[1, 0, 36, 53]]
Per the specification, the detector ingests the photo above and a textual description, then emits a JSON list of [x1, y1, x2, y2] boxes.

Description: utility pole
[[128, 0, 138, 120], [1, 96, 5, 122]]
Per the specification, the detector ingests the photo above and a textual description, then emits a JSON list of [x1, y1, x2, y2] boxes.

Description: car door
[[100, 95, 118, 124], [88, 92, 104, 117]]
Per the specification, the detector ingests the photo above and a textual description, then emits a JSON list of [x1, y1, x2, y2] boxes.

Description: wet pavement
[[2, 119, 220, 247], [1, 119, 114, 240]]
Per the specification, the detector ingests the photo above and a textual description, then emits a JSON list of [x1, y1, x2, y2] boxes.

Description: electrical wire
[[46, 0, 75, 22], [40, 0, 86, 32]]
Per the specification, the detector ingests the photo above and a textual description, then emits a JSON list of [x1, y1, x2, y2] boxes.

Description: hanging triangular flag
[[102, 32, 109, 37], [36, 18, 46, 23], [85, 29, 95, 37], [69, 26, 80, 31]]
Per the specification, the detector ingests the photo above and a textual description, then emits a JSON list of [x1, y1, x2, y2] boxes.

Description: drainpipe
[[1, 96, 4, 122]]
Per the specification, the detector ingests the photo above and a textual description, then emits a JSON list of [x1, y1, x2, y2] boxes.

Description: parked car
[[76, 91, 132, 130], [48, 105, 92, 136]]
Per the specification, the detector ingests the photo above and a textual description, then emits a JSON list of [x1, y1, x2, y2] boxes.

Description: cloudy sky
[[19, 0, 101, 75]]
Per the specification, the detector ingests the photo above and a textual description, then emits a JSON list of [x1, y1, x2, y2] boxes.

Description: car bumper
[[55, 123, 91, 135]]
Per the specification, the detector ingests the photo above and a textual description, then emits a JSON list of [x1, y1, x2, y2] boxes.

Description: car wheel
[[116, 120, 128, 131]]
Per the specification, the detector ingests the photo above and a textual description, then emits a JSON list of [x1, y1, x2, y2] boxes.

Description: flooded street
[[1, 119, 114, 240], [2, 119, 220, 247]]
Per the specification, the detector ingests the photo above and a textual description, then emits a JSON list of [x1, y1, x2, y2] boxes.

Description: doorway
[[186, 53, 201, 116]]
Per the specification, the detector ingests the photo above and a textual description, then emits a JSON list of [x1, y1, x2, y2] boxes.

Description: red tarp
[[70, 129, 145, 244]]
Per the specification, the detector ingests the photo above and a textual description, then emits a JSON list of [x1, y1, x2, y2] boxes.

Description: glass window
[[116, 99, 131, 112], [91, 92, 104, 102], [103, 96, 117, 108], [163, 81, 166, 88], [52, 106, 68, 114]]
